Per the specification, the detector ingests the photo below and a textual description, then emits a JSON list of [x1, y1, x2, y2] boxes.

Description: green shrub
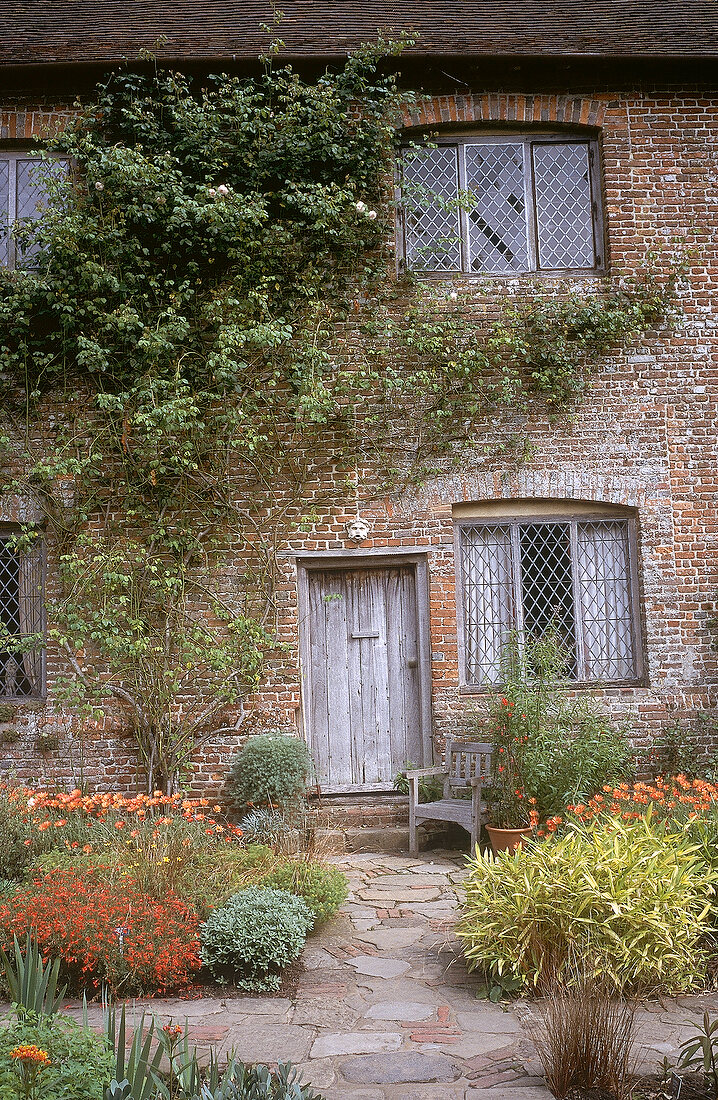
[[261, 860, 348, 926], [457, 815, 716, 995], [522, 710, 635, 819], [200, 886, 312, 992], [474, 632, 635, 820], [226, 733, 311, 811], [0, 789, 52, 880], [0, 1015, 114, 1100]]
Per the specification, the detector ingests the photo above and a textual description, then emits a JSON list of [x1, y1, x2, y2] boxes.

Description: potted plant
[[485, 696, 534, 854]]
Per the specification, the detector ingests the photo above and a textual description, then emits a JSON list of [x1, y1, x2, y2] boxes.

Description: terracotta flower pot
[[486, 824, 532, 855]]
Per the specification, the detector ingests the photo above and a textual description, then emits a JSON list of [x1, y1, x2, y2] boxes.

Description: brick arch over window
[[401, 94, 607, 130], [413, 468, 652, 516]]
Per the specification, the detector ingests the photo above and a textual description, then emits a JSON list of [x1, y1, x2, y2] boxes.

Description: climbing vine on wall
[[0, 41, 684, 790]]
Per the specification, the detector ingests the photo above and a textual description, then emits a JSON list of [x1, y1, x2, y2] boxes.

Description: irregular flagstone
[[221, 1022, 314, 1064], [356, 928, 424, 950], [369, 874, 450, 888], [457, 1009, 522, 1034], [388, 1088, 465, 1100], [340, 1051, 461, 1084], [358, 888, 443, 902], [364, 1001, 435, 1022], [292, 1060, 337, 1090], [311, 1031, 403, 1057], [464, 1089, 553, 1100], [346, 956, 412, 978], [292, 998, 360, 1029]]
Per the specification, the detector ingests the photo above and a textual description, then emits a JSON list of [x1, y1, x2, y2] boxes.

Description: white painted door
[[305, 565, 423, 791]]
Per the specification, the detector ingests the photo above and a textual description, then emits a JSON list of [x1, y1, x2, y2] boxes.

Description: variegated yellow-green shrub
[[457, 814, 717, 995]]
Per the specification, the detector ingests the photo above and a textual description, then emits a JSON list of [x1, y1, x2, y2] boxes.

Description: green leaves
[[457, 815, 717, 995]]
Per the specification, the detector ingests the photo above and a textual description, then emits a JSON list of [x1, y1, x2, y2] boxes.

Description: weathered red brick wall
[[1, 84, 717, 795]]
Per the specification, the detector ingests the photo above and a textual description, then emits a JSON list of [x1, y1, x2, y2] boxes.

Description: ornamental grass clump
[[200, 886, 313, 992], [527, 973, 638, 1100], [457, 814, 716, 995]]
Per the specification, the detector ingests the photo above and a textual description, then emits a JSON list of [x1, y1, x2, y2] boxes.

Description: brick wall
[[1, 79, 717, 796]]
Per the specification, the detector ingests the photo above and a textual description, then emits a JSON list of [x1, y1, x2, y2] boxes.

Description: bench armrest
[[405, 767, 447, 778]]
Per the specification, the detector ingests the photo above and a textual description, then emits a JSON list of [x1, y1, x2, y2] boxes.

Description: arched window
[[454, 500, 642, 687], [400, 130, 604, 276]]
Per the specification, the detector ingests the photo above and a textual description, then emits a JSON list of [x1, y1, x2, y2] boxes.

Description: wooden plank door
[[305, 564, 424, 791]]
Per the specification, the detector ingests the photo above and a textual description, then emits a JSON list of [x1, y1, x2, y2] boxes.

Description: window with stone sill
[[0, 533, 45, 699], [399, 132, 604, 276], [0, 150, 68, 269], [456, 513, 642, 688]]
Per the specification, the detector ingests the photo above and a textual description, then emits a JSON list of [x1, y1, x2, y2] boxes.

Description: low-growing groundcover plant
[[457, 814, 717, 995], [200, 886, 313, 992]]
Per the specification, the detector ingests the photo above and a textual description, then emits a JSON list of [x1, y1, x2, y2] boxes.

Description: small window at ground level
[[0, 533, 44, 698], [457, 517, 641, 687], [0, 152, 67, 269], [401, 134, 603, 276]]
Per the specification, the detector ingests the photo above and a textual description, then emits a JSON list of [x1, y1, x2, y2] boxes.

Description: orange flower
[[10, 1045, 51, 1066]]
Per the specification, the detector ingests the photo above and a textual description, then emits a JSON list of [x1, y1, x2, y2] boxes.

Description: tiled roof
[[1, 0, 717, 66]]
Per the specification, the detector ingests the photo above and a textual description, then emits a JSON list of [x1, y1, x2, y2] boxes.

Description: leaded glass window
[[401, 134, 603, 275], [0, 534, 45, 698], [457, 516, 640, 686], [0, 151, 67, 269]]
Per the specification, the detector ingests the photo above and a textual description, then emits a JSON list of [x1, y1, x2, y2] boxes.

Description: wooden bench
[[406, 740, 493, 857]]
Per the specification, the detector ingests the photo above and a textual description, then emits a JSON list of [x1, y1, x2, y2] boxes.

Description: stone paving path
[[14, 850, 718, 1098]]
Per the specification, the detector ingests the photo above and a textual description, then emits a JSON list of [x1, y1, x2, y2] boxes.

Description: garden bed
[[0, 783, 348, 1001]]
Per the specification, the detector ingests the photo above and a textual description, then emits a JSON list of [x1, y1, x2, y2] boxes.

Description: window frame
[[454, 512, 644, 691], [0, 528, 47, 701], [0, 147, 66, 270], [398, 128, 606, 278]]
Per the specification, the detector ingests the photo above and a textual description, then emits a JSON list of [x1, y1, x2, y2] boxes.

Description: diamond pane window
[[0, 152, 67, 270], [533, 143, 595, 270], [402, 145, 462, 271], [0, 534, 45, 699], [400, 134, 602, 275], [465, 143, 528, 274], [458, 515, 640, 686]]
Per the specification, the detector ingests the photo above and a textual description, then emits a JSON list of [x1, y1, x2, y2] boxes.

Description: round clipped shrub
[[226, 733, 311, 811], [200, 886, 313, 992], [261, 860, 348, 926]]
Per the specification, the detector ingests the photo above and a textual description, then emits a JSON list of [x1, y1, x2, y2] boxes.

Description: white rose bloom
[[355, 201, 367, 213], [217, 184, 229, 196], [367, 210, 377, 220], [94, 181, 104, 191], [208, 188, 216, 197]]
